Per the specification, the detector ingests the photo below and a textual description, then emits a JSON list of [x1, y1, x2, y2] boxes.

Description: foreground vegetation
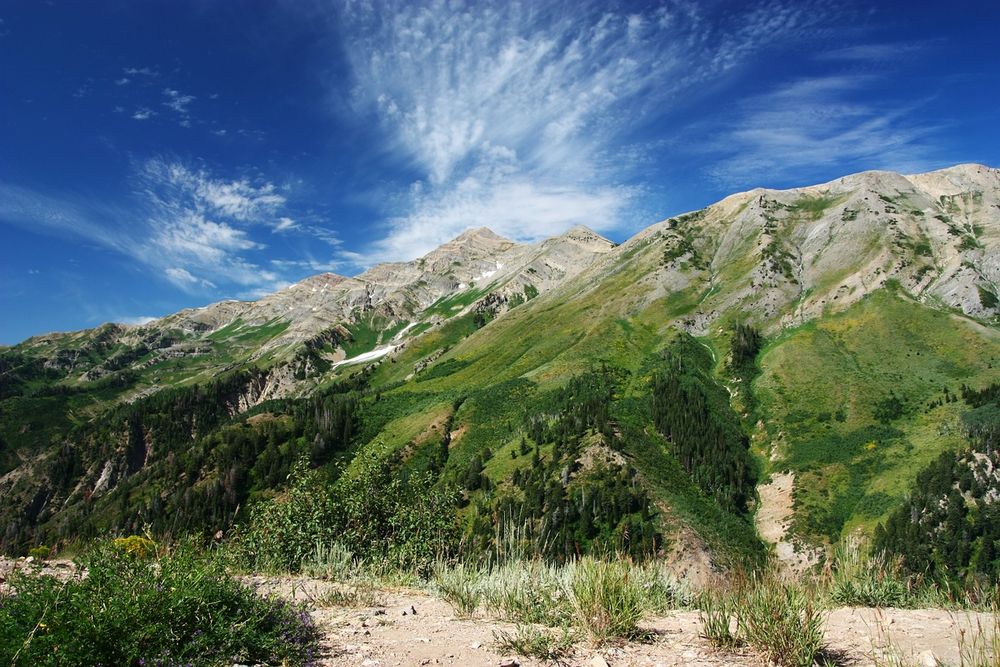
[[0, 539, 319, 667]]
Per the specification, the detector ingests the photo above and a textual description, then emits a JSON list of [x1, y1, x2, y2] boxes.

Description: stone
[[590, 656, 611, 667], [919, 651, 940, 667]]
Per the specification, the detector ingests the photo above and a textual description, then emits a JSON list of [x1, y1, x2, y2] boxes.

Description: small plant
[[315, 582, 383, 608], [568, 558, 646, 645], [434, 562, 482, 617], [958, 612, 1000, 667], [112, 534, 157, 559], [303, 541, 355, 580], [493, 624, 577, 661], [27, 545, 52, 560], [479, 560, 571, 626]]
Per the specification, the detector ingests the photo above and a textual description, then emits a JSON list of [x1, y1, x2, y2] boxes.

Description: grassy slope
[[353, 241, 766, 564], [754, 288, 1000, 543]]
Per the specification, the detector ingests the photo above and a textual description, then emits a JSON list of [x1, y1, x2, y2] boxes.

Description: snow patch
[[393, 322, 417, 341], [332, 345, 396, 369]]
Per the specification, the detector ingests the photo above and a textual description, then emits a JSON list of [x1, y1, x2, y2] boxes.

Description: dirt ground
[[247, 576, 997, 667], [3, 558, 993, 666]]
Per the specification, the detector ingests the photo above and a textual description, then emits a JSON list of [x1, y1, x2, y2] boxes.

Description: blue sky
[[1, 0, 999, 343]]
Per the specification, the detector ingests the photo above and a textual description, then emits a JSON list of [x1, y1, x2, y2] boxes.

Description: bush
[[27, 545, 52, 560], [0, 540, 319, 667], [112, 534, 158, 559], [568, 558, 646, 645], [231, 457, 459, 575]]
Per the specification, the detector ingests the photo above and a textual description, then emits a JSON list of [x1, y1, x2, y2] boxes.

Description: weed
[[315, 582, 383, 609], [958, 612, 1000, 667], [303, 541, 356, 580], [699, 589, 739, 648]]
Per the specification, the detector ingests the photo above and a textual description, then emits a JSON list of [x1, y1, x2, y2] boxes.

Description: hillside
[[3, 163, 1000, 576]]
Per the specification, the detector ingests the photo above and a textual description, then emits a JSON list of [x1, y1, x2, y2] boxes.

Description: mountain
[[3, 163, 1000, 578]]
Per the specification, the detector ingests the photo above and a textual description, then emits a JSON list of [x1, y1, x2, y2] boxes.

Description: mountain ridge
[[3, 162, 1000, 572]]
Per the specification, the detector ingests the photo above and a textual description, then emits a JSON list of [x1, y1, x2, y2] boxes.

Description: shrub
[[0, 540, 319, 667], [27, 545, 52, 560], [568, 558, 647, 645], [231, 457, 459, 575], [112, 534, 158, 559]]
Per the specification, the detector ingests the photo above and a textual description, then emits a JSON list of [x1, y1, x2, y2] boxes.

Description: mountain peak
[[451, 227, 510, 244]]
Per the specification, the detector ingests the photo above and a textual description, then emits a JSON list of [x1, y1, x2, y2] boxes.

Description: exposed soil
[[755, 472, 820, 575], [4, 558, 993, 666], [246, 576, 997, 667]]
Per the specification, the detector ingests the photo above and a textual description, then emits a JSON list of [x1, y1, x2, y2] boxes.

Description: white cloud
[[124, 66, 157, 77], [132, 107, 155, 120], [165, 267, 215, 289], [163, 88, 195, 115], [0, 160, 301, 298], [141, 159, 286, 222], [273, 217, 297, 232], [704, 75, 942, 186], [365, 177, 631, 264], [335, 0, 828, 264], [115, 77, 131, 86]]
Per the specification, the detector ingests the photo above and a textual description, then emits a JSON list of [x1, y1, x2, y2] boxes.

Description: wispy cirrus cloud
[[0, 159, 306, 297], [333, 0, 832, 264], [702, 74, 944, 187]]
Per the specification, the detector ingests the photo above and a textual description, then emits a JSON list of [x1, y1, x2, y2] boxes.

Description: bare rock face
[[615, 163, 1000, 335]]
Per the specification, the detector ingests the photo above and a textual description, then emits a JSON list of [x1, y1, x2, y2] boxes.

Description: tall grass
[[827, 536, 913, 608], [568, 558, 647, 645], [699, 573, 825, 667], [434, 563, 482, 617]]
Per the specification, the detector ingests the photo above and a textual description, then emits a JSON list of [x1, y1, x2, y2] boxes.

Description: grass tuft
[[568, 558, 647, 645], [492, 624, 577, 661]]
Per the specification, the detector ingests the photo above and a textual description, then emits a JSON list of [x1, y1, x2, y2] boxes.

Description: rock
[[499, 660, 520, 667], [410, 604, 418, 615], [919, 651, 941, 667], [361, 660, 381, 667], [590, 656, 611, 667], [470, 642, 482, 650]]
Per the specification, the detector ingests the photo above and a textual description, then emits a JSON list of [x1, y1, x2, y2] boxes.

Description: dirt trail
[[247, 576, 996, 667]]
